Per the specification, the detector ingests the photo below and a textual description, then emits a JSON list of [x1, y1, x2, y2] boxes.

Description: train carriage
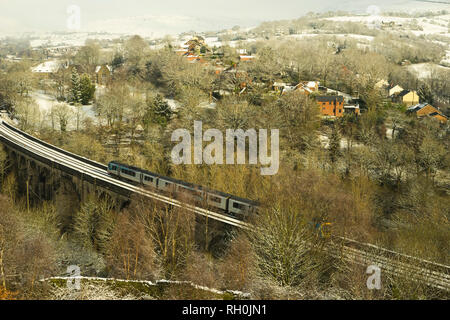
[[229, 196, 259, 217], [157, 177, 177, 193], [107, 161, 259, 219], [119, 166, 141, 183], [142, 173, 158, 188], [108, 162, 119, 174], [206, 191, 229, 211], [177, 182, 205, 203]]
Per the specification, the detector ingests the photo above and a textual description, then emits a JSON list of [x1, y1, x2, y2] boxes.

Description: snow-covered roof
[[95, 65, 112, 73], [283, 86, 296, 92], [32, 60, 60, 73], [407, 103, 428, 111], [376, 79, 389, 86]]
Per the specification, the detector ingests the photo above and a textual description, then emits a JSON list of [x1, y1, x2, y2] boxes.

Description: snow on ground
[[319, 134, 363, 149], [442, 50, 450, 65], [227, 39, 257, 48], [288, 33, 375, 41], [30, 91, 58, 113], [31, 60, 60, 73], [29, 32, 126, 48], [386, 128, 393, 140], [415, 19, 448, 35], [406, 63, 450, 79], [325, 14, 450, 37], [325, 15, 411, 25], [30, 90, 98, 130], [165, 98, 181, 111]]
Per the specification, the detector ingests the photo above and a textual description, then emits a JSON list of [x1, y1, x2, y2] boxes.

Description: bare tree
[[51, 103, 73, 132]]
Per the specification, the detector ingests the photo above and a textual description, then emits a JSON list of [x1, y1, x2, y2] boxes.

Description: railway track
[[329, 238, 450, 291], [0, 120, 248, 228]]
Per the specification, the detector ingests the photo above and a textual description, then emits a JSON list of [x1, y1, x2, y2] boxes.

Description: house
[[213, 66, 225, 75], [344, 104, 360, 115], [175, 49, 189, 56], [31, 60, 61, 78], [407, 103, 448, 123], [375, 79, 389, 89], [239, 55, 255, 62], [389, 85, 404, 97], [296, 81, 320, 95], [271, 82, 297, 94], [427, 112, 448, 123], [316, 95, 345, 117], [184, 36, 205, 53], [393, 89, 419, 106], [279, 84, 297, 94], [272, 82, 288, 93], [95, 65, 112, 86], [5, 54, 21, 62], [185, 54, 204, 63], [375, 79, 390, 96]]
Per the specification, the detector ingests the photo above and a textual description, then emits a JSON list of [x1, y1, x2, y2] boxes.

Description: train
[[107, 161, 259, 219]]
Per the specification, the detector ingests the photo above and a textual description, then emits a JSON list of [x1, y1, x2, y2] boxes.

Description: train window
[[233, 202, 248, 210], [209, 195, 222, 203], [144, 176, 154, 182], [121, 168, 136, 177], [112, 166, 117, 171]]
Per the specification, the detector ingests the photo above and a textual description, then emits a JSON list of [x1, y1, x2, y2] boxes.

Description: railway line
[[0, 119, 448, 291], [0, 120, 248, 228], [329, 238, 450, 291]]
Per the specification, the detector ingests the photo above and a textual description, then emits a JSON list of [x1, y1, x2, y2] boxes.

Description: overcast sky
[[0, 0, 448, 34]]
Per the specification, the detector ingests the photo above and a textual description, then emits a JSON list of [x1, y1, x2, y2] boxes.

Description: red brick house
[[316, 95, 344, 117], [407, 103, 448, 123], [239, 55, 255, 62]]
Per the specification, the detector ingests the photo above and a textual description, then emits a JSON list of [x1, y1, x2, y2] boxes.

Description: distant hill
[[1, 0, 449, 37]]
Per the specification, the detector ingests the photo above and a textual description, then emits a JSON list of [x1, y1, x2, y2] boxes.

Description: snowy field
[[29, 33, 126, 48], [325, 13, 450, 37], [442, 50, 450, 65], [288, 33, 375, 42], [30, 90, 98, 131], [406, 62, 450, 79]]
